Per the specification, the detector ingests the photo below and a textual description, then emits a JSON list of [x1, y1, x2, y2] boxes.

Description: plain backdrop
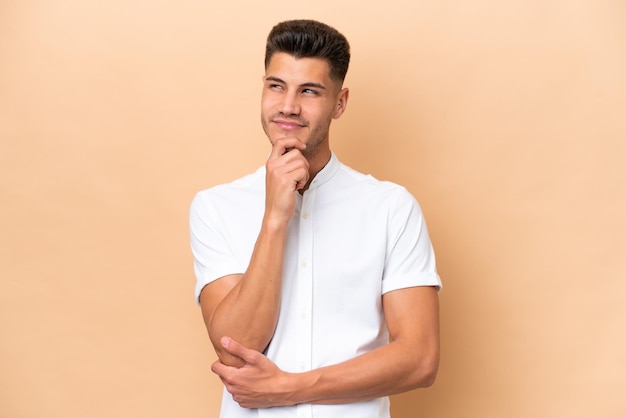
[[1, 1, 625, 417]]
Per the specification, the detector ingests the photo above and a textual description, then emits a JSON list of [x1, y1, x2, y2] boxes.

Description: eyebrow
[[265, 76, 327, 90]]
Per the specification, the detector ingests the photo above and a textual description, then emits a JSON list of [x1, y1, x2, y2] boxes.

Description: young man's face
[[261, 52, 348, 158]]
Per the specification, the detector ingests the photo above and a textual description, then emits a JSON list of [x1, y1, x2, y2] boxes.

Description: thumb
[[221, 336, 257, 362]]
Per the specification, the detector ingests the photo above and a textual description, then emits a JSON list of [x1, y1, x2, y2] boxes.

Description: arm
[[200, 138, 309, 367], [212, 285, 439, 408]]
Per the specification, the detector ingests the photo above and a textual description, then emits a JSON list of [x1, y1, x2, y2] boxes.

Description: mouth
[[272, 118, 306, 131]]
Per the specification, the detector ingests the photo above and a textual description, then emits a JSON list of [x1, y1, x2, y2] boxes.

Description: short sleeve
[[381, 189, 442, 294], [189, 192, 245, 303]]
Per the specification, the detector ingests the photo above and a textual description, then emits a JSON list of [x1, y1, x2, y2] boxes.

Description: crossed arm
[[202, 283, 440, 408]]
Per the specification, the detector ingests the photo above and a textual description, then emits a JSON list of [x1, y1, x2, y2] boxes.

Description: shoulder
[[193, 167, 265, 202], [334, 161, 417, 204], [190, 166, 265, 217]]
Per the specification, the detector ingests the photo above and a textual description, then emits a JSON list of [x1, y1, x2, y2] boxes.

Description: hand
[[211, 337, 296, 408], [264, 137, 309, 224]]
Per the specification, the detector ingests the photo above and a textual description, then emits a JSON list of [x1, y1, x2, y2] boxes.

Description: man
[[190, 19, 441, 418]]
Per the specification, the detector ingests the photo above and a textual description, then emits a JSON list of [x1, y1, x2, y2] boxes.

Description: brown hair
[[264, 19, 351, 83]]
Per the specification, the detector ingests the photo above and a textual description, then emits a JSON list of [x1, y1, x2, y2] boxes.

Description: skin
[[261, 52, 349, 184], [200, 52, 440, 407]]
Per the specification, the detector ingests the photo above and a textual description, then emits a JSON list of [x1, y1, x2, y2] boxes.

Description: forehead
[[265, 52, 334, 87]]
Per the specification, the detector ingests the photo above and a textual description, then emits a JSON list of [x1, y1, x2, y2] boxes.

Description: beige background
[[1, 1, 625, 417]]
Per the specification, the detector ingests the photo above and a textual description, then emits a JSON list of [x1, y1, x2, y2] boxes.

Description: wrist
[[285, 369, 319, 406], [262, 212, 291, 231]]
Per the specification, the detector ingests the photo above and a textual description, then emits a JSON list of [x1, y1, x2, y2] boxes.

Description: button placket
[[295, 189, 315, 377]]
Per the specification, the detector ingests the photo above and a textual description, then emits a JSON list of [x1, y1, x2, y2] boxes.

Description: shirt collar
[[307, 151, 339, 191]]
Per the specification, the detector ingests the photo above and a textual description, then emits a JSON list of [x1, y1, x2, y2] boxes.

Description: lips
[[272, 118, 306, 131]]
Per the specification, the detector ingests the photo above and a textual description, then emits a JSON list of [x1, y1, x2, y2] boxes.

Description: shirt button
[[301, 260, 307, 268], [302, 212, 308, 219]]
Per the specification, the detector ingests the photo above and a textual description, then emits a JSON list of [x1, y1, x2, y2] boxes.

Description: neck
[[299, 148, 331, 194]]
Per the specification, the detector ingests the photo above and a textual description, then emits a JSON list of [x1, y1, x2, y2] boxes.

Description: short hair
[[264, 19, 351, 83]]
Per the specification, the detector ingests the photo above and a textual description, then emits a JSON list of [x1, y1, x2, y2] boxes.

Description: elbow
[[408, 354, 439, 389], [208, 329, 253, 367], [206, 322, 244, 367], [419, 363, 439, 388], [207, 329, 246, 367], [210, 328, 269, 354], [212, 339, 246, 367], [205, 316, 261, 363], [208, 326, 269, 367]]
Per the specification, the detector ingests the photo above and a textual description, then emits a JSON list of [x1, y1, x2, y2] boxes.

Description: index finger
[[270, 137, 306, 159], [211, 359, 232, 378]]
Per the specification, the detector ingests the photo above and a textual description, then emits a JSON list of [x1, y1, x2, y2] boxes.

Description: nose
[[279, 92, 300, 115]]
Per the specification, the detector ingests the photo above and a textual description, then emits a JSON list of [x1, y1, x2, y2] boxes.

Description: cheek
[[260, 93, 274, 112], [316, 108, 336, 124], [260, 97, 270, 112]]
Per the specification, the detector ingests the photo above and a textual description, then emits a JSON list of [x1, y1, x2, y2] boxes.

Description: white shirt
[[190, 153, 441, 418]]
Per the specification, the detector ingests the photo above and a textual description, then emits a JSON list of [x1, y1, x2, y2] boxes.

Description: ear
[[333, 87, 350, 119]]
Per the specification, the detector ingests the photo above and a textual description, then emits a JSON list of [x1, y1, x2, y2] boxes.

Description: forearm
[[289, 338, 439, 405], [204, 218, 287, 365], [289, 288, 440, 405]]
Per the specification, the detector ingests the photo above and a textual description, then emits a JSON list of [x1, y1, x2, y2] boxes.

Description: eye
[[302, 88, 319, 95], [268, 83, 284, 90]]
